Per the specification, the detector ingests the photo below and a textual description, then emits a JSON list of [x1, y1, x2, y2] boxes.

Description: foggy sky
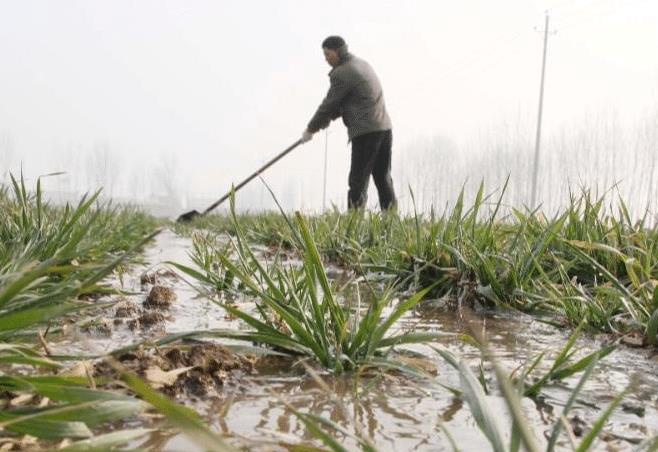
[[1, 0, 657, 214]]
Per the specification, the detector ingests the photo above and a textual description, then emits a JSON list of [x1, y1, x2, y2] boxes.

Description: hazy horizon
[[1, 0, 657, 216]]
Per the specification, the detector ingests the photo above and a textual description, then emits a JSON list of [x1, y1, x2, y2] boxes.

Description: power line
[[432, 1, 591, 83], [432, 0, 633, 84], [433, 28, 528, 83]]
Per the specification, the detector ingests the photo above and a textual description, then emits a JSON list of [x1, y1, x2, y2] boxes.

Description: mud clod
[[185, 374, 215, 397], [115, 301, 140, 318], [94, 343, 254, 398], [127, 310, 166, 331], [164, 347, 184, 364], [620, 331, 645, 348], [569, 415, 587, 437], [140, 272, 157, 285], [119, 351, 140, 362], [139, 311, 167, 327], [140, 269, 179, 286], [143, 285, 176, 310]]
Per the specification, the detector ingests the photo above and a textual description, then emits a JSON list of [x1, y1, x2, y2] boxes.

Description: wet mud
[[94, 343, 255, 399], [143, 285, 177, 310]]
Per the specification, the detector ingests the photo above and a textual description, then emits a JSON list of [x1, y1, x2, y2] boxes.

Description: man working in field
[[301, 36, 397, 211]]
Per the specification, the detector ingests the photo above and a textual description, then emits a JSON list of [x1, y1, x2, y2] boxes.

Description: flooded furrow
[[52, 229, 658, 451]]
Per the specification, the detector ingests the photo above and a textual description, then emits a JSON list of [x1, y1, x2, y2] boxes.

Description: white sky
[[1, 0, 656, 212]]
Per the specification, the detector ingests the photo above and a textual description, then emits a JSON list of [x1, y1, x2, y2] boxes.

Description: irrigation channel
[[45, 229, 658, 451]]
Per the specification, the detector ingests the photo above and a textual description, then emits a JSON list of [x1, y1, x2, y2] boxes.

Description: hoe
[[176, 139, 302, 222]]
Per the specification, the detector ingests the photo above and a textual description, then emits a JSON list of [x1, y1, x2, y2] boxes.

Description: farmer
[[301, 36, 397, 211]]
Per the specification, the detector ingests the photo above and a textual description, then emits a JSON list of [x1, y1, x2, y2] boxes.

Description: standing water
[[51, 230, 658, 451]]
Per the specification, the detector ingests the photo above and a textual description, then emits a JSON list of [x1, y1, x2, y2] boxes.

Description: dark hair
[[322, 36, 346, 50]]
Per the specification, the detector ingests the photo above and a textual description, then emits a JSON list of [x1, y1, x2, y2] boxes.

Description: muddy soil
[[114, 299, 140, 318], [94, 342, 255, 398], [143, 285, 177, 310]]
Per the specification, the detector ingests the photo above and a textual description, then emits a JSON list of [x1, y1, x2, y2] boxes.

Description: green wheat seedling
[[178, 182, 658, 343], [0, 174, 167, 446], [175, 196, 439, 373]]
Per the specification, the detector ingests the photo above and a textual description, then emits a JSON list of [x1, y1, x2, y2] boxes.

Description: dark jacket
[[307, 47, 392, 140]]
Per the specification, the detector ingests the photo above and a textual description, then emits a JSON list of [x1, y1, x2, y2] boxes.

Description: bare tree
[[84, 141, 121, 198], [151, 153, 182, 209]]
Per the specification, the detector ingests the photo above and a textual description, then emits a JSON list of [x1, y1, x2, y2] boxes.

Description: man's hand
[[301, 129, 314, 143]]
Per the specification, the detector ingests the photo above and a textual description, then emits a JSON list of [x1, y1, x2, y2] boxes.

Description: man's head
[[322, 35, 346, 68]]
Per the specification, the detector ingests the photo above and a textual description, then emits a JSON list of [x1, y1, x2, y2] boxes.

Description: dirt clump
[[94, 343, 255, 398], [115, 300, 140, 318], [569, 415, 587, 437], [162, 343, 254, 397], [143, 285, 176, 310], [620, 331, 646, 347], [136, 311, 166, 328], [139, 310, 167, 326], [128, 310, 167, 330], [0, 435, 40, 451], [140, 269, 179, 286], [140, 272, 157, 285]]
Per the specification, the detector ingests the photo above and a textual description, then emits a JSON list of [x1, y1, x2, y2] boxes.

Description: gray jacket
[[307, 48, 392, 140]]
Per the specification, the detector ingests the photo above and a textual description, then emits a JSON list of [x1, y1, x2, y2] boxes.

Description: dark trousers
[[348, 129, 397, 210]]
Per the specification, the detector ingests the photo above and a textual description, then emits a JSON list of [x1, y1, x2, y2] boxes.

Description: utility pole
[[530, 11, 551, 210], [322, 129, 329, 212]]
